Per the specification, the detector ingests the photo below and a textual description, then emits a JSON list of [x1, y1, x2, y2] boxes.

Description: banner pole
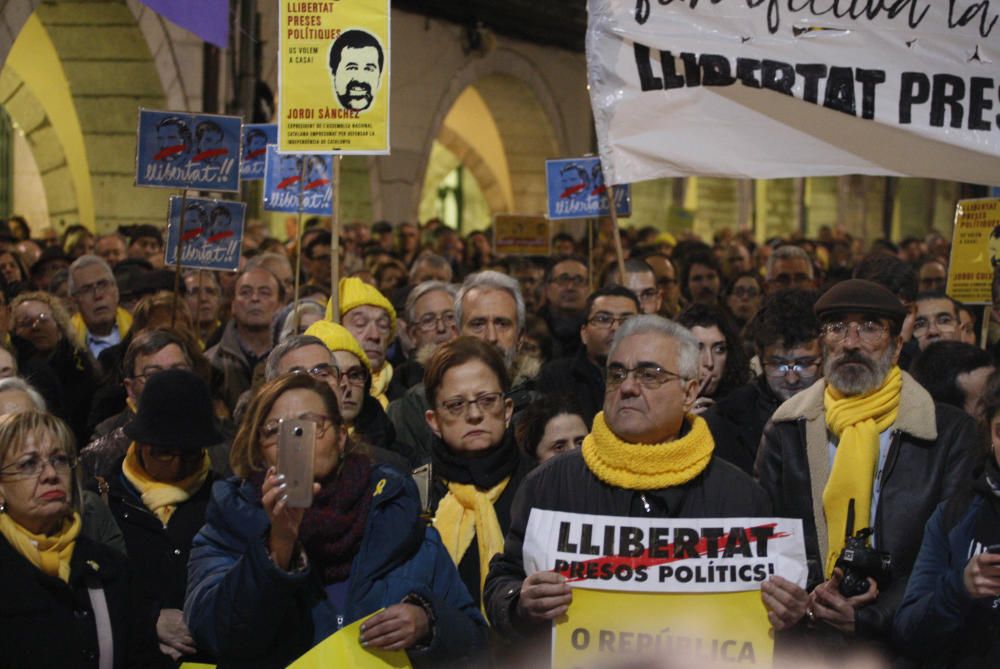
[[330, 155, 341, 323], [171, 189, 189, 328], [292, 157, 306, 333], [195, 270, 206, 341], [606, 184, 626, 281]]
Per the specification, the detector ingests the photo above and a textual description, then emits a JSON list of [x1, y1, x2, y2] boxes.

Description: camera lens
[[293, 426, 303, 437]]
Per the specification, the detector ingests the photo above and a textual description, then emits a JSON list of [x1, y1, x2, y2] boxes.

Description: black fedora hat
[[124, 369, 222, 450]]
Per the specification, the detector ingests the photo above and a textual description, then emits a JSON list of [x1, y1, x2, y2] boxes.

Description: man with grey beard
[[754, 279, 977, 660]]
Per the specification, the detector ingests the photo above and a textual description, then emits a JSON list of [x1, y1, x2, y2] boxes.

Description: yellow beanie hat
[[325, 277, 397, 337], [305, 320, 372, 373], [655, 231, 677, 248]]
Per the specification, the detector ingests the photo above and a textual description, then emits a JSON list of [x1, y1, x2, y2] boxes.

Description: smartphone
[[277, 419, 315, 508], [412, 463, 432, 515]]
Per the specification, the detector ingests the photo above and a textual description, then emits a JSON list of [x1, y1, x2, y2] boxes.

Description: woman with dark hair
[[0, 249, 29, 291], [185, 374, 486, 668], [677, 303, 751, 412], [723, 271, 763, 331], [894, 370, 1000, 667], [514, 395, 587, 463], [423, 337, 534, 609]]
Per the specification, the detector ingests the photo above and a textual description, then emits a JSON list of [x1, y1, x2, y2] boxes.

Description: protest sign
[[240, 124, 278, 181], [278, 0, 390, 154], [493, 215, 550, 256], [545, 157, 631, 220], [288, 611, 409, 668], [553, 588, 771, 669], [262, 145, 334, 215], [164, 197, 244, 272], [587, 1, 1000, 186], [946, 198, 1000, 305], [135, 110, 241, 192], [522, 510, 806, 667]]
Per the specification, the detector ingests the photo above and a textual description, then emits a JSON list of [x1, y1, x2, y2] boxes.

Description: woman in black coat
[[423, 337, 534, 609], [0, 410, 166, 669]]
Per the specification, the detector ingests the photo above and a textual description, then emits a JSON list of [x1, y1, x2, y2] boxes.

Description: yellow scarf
[[121, 443, 211, 526], [0, 511, 81, 583], [433, 477, 509, 599], [582, 412, 714, 490], [822, 366, 902, 576], [71, 307, 133, 348], [370, 362, 393, 409]]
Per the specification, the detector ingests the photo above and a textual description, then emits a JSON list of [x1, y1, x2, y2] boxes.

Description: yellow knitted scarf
[[0, 511, 81, 583], [122, 443, 211, 526], [822, 365, 901, 577], [433, 477, 509, 600], [370, 362, 393, 409], [582, 412, 714, 490]]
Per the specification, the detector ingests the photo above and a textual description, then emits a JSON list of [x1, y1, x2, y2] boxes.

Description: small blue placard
[[545, 157, 631, 220], [135, 109, 242, 192], [164, 196, 245, 271], [262, 145, 334, 214], [240, 123, 277, 181]]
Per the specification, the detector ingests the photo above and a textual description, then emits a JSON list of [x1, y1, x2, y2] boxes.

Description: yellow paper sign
[[279, 0, 390, 154], [179, 664, 215, 669], [553, 588, 772, 669], [946, 198, 1000, 305], [494, 214, 550, 256], [288, 613, 411, 669]]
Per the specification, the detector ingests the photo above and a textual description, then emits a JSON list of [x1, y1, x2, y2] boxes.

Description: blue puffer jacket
[[184, 464, 488, 668], [893, 481, 1000, 668]]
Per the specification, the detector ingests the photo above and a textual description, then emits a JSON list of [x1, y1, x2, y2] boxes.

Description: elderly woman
[[185, 374, 486, 668], [424, 337, 534, 608], [103, 369, 220, 664], [0, 410, 167, 668], [10, 291, 99, 443]]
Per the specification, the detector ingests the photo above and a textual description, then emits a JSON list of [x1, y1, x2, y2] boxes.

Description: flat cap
[[814, 279, 907, 326]]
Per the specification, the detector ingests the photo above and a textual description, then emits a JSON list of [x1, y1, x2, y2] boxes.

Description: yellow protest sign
[[279, 0, 390, 154], [288, 613, 410, 669], [946, 198, 1000, 305], [553, 588, 771, 668], [179, 664, 215, 669], [493, 214, 550, 256]]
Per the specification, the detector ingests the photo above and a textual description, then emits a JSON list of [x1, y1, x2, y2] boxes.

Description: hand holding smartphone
[[277, 419, 316, 508]]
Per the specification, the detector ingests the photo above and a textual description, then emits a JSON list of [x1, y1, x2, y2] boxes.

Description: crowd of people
[[0, 214, 997, 668]]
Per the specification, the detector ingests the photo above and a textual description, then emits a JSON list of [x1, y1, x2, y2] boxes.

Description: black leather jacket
[[755, 371, 978, 647]]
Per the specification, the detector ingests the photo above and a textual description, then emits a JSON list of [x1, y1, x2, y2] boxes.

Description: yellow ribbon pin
[[373, 479, 386, 497]]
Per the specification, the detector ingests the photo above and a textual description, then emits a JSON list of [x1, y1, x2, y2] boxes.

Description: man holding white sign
[[484, 315, 777, 643]]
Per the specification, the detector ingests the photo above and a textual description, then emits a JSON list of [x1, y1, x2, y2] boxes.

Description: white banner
[[523, 510, 807, 593], [588, 0, 1000, 186]]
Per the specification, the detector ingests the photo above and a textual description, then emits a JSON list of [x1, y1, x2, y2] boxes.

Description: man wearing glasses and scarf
[[755, 279, 978, 659]]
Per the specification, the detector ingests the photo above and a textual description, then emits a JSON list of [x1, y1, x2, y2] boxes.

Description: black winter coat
[[704, 374, 783, 476], [0, 532, 169, 669], [755, 373, 978, 648], [484, 447, 772, 639]]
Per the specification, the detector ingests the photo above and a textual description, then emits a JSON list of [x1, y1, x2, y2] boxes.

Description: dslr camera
[[835, 527, 892, 598]]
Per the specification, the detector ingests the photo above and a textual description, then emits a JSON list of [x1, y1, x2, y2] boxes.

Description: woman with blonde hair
[[0, 410, 167, 668], [185, 374, 486, 668]]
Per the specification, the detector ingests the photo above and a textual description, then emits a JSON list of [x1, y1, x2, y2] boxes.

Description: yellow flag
[[288, 611, 411, 669]]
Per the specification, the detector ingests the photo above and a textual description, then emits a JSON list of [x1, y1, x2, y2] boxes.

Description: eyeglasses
[[587, 312, 633, 330], [289, 363, 341, 382], [912, 313, 957, 336], [438, 392, 505, 417], [132, 363, 192, 382], [636, 289, 659, 304], [415, 311, 457, 332], [340, 366, 367, 386], [763, 358, 820, 377], [73, 278, 115, 298], [13, 312, 53, 331], [0, 453, 77, 479], [259, 412, 332, 444], [606, 363, 686, 389], [822, 321, 889, 345], [550, 273, 586, 288]]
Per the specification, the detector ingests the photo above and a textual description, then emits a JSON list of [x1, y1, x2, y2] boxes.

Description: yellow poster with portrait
[[946, 198, 1000, 305], [279, 0, 390, 154]]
